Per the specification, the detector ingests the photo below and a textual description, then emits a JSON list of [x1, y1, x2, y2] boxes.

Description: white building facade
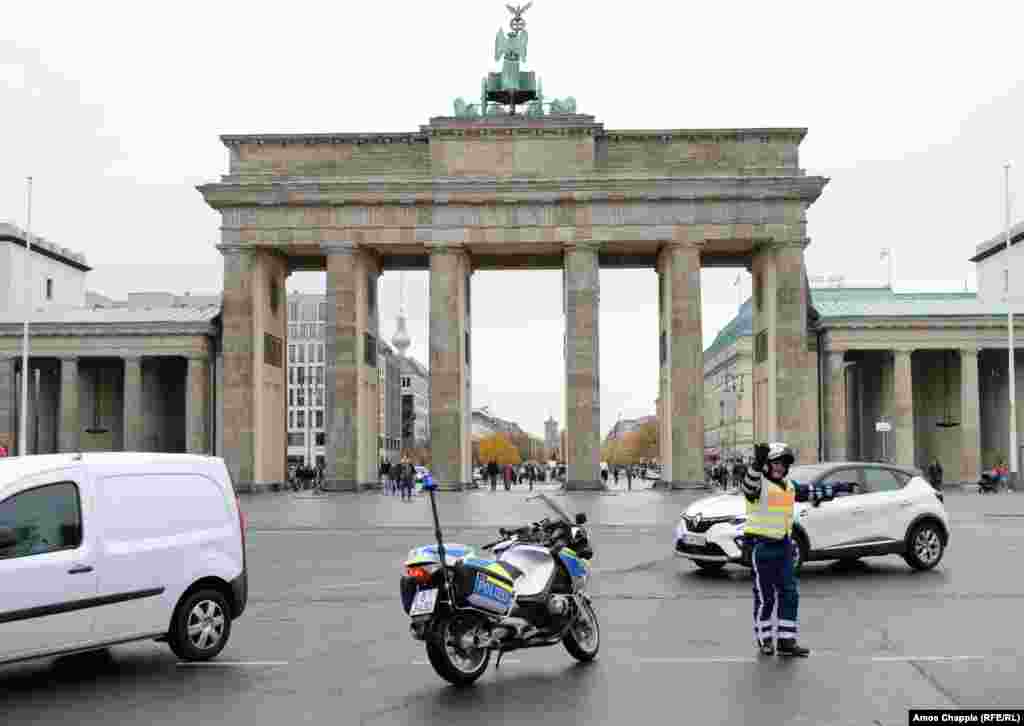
[[973, 220, 1024, 306], [1, 223, 89, 312]]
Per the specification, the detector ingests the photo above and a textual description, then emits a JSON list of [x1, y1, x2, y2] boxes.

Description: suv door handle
[[852, 507, 866, 514], [898, 500, 913, 508], [68, 565, 93, 575]]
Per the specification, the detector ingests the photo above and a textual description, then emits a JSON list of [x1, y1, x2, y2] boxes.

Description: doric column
[[960, 348, 981, 483], [122, 356, 143, 451], [0, 357, 15, 455], [58, 356, 80, 452], [826, 350, 849, 460], [564, 241, 602, 490], [218, 243, 288, 491], [893, 348, 915, 467], [659, 241, 704, 488], [429, 243, 471, 490], [185, 355, 210, 454], [323, 241, 379, 491], [751, 240, 819, 463]]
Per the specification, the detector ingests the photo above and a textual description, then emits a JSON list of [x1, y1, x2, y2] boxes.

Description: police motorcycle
[[399, 477, 599, 686]]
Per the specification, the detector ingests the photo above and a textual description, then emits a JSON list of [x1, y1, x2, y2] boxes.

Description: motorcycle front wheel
[[425, 614, 491, 686], [563, 598, 600, 662]]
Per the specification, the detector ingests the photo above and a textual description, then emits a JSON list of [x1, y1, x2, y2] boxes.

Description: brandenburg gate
[[198, 7, 827, 491]]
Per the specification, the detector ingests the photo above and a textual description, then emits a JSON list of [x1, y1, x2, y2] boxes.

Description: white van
[[0, 452, 247, 666]]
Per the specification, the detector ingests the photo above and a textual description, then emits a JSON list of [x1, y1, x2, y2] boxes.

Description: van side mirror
[[575, 513, 587, 525], [0, 526, 17, 549]]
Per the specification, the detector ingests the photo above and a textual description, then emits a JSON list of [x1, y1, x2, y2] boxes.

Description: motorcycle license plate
[[409, 588, 438, 616], [683, 534, 706, 547]]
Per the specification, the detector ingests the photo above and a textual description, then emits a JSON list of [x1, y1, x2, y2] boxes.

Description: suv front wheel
[[903, 521, 945, 571]]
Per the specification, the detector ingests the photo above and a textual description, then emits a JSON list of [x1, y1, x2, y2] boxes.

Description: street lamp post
[[1005, 163, 1019, 490], [724, 371, 745, 462]]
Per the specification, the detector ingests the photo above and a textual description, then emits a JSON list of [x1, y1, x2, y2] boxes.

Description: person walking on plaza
[[503, 463, 513, 491], [926, 459, 943, 491], [600, 465, 609, 486], [399, 457, 415, 501], [487, 460, 499, 492], [613, 466, 620, 487], [741, 442, 818, 658], [528, 464, 536, 491], [625, 465, 633, 491]]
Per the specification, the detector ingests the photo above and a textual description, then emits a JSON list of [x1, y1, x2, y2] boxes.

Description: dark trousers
[[750, 536, 799, 645]]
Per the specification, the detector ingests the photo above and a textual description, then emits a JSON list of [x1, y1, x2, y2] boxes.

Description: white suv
[[0, 453, 247, 666], [674, 462, 949, 573]]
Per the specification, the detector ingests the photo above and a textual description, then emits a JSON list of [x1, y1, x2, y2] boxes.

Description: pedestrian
[[741, 442, 824, 658], [613, 466, 620, 486], [398, 457, 413, 501], [528, 464, 536, 492], [503, 463, 513, 491], [487, 459, 499, 492], [626, 465, 633, 491], [600, 466, 608, 486]]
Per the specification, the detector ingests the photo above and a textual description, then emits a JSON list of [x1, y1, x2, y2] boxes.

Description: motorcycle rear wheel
[[425, 615, 491, 686], [563, 598, 600, 662]]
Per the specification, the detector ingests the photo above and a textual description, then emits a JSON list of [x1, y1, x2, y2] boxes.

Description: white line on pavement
[[411, 659, 521, 666], [634, 655, 990, 664], [176, 661, 289, 667]]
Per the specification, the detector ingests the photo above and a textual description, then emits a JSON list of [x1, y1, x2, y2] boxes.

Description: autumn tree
[[478, 433, 521, 466], [634, 421, 659, 462]]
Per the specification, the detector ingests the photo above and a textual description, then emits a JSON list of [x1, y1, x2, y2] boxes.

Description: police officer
[[741, 442, 824, 657]]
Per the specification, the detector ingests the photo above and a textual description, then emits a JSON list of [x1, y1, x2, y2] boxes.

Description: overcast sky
[[2, 1, 1023, 439]]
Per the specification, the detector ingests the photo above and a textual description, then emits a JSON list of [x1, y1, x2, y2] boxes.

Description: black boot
[[758, 639, 775, 656], [776, 639, 810, 657]]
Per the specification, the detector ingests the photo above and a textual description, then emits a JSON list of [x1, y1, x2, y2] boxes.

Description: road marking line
[[321, 580, 387, 589], [176, 661, 289, 667], [411, 659, 520, 666], [635, 655, 990, 665]]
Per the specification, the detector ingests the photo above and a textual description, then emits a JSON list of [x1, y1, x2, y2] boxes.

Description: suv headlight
[[730, 516, 747, 525]]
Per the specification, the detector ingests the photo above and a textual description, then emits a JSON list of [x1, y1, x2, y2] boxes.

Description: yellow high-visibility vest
[[744, 478, 796, 539]]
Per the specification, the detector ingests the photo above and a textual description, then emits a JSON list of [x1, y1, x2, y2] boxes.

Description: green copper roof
[[703, 286, 991, 358]]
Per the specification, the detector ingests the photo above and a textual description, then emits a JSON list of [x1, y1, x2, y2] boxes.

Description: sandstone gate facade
[[199, 114, 827, 490]]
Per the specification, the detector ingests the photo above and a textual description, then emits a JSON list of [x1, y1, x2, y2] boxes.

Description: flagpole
[[1005, 163, 1018, 489], [19, 177, 33, 456]]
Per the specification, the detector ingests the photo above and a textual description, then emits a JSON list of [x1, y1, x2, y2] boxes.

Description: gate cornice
[[198, 175, 827, 208]]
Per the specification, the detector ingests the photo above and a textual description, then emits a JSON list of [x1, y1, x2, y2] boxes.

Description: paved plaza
[[1, 487, 1023, 725]]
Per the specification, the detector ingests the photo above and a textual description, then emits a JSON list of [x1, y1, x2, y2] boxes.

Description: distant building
[[544, 416, 559, 456], [972, 220, 1024, 306], [473, 408, 544, 462], [285, 292, 403, 468], [1, 223, 90, 311], [606, 415, 657, 442]]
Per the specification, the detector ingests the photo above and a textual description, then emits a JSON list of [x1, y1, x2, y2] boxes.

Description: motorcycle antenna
[[423, 475, 454, 603]]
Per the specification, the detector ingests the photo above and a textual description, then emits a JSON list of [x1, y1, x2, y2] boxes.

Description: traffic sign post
[[875, 421, 891, 462]]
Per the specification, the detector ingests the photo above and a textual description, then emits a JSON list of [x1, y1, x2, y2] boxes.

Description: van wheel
[[168, 589, 232, 662]]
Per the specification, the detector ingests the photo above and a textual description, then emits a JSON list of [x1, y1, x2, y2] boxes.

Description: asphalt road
[[2, 484, 1023, 726]]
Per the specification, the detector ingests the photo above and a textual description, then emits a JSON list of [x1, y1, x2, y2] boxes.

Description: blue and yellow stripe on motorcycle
[[462, 556, 518, 582], [559, 548, 589, 578]]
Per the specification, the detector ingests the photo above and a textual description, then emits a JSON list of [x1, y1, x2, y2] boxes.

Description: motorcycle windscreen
[[404, 543, 474, 567]]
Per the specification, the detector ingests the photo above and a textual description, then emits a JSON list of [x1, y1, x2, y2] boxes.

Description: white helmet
[[766, 442, 795, 468]]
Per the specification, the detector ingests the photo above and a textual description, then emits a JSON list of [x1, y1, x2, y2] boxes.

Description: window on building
[[289, 389, 294, 407], [289, 302, 299, 321], [288, 432, 304, 447], [316, 367, 324, 384], [288, 367, 295, 384], [1005, 269, 1010, 294], [45, 278, 53, 301], [315, 389, 324, 406], [302, 304, 315, 322], [297, 410, 305, 428], [315, 410, 324, 428], [318, 344, 325, 363], [308, 342, 316, 361], [297, 388, 305, 406], [298, 345, 305, 363], [755, 330, 768, 363], [319, 302, 328, 321], [315, 432, 326, 446], [289, 345, 296, 364], [289, 411, 294, 429]]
